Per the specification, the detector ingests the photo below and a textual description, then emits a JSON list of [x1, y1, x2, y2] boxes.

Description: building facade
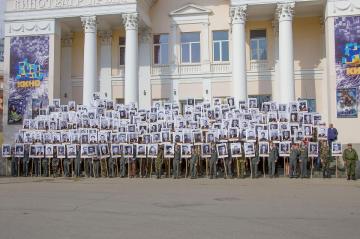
[[2, 0, 360, 145]]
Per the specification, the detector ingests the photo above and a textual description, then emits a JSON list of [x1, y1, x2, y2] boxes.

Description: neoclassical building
[[2, 0, 360, 144]]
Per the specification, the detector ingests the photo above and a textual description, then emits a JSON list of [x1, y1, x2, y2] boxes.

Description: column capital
[[276, 2, 295, 22], [230, 5, 247, 24], [81, 16, 97, 33], [61, 32, 73, 47], [98, 30, 112, 46], [122, 13, 139, 31]]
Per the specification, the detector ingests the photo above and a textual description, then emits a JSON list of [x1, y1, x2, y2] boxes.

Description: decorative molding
[[139, 27, 152, 43], [326, 0, 360, 18], [122, 13, 138, 30], [61, 32, 73, 47], [169, 4, 212, 25], [98, 30, 112, 45], [5, 20, 57, 36], [276, 2, 295, 22], [9, 0, 136, 11], [230, 5, 247, 24], [81, 16, 97, 33]]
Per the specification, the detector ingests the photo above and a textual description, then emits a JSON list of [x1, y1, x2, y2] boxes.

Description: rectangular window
[[119, 37, 126, 66], [213, 31, 229, 62], [153, 34, 169, 65], [250, 30, 267, 60], [181, 32, 200, 64]]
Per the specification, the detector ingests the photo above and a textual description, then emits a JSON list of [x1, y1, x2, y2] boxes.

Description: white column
[[81, 16, 98, 106], [170, 22, 179, 104], [123, 13, 139, 105], [230, 5, 247, 103], [98, 30, 113, 100], [277, 2, 295, 103], [138, 28, 152, 109], [272, 20, 280, 102], [201, 22, 211, 73], [60, 33, 73, 103]]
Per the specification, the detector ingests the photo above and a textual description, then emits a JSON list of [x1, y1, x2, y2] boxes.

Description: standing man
[[63, 151, 71, 177], [209, 143, 218, 179], [42, 153, 49, 177], [225, 142, 233, 179], [299, 141, 309, 178], [268, 142, 278, 178], [75, 145, 82, 177], [119, 150, 127, 178], [289, 144, 300, 178], [52, 147, 60, 177], [190, 145, 200, 179], [327, 123, 338, 149], [343, 143, 358, 180], [155, 145, 164, 179], [108, 152, 116, 178], [22, 145, 30, 177], [173, 144, 181, 179], [11, 147, 18, 177], [320, 141, 331, 178], [251, 143, 260, 179]]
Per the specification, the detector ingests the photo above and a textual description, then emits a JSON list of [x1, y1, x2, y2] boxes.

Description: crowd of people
[[1, 94, 358, 180]]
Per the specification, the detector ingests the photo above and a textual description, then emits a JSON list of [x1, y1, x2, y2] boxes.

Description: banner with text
[[335, 16, 360, 118], [8, 36, 49, 124]]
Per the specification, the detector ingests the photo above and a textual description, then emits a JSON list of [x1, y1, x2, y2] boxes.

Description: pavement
[[0, 177, 359, 239]]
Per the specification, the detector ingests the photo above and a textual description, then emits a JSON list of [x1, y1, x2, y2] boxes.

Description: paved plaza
[[0, 178, 359, 239]]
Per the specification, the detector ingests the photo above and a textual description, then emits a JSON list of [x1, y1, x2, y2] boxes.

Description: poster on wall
[[334, 16, 360, 118], [8, 36, 49, 124]]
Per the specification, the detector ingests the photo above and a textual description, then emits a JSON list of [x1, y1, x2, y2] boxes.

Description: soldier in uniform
[[155, 145, 164, 179], [22, 145, 30, 177], [63, 152, 71, 177], [119, 150, 127, 178], [268, 142, 278, 178], [93, 147, 101, 178], [129, 142, 137, 178], [289, 144, 300, 178], [320, 141, 331, 178], [299, 141, 309, 178], [237, 143, 246, 178], [209, 143, 218, 179], [11, 147, 18, 177], [343, 143, 358, 180], [42, 153, 49, 177], [173, 144, 181, 179], [108, 153, 116, 178], [75, 145, 82, 177], [190, 145, 200, 179], [52, 147, 60, 177], [225, 142, 233, 179], [251, 143, 260, 178]]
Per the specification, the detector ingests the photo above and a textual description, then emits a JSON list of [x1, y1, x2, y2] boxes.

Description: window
[[119, 37, 126, 66], [0, 38, 4, 62], [213, 31, 229, 62], [181, 32, 200, 64], [250, 30, 267, 60], [153, 34, 169, 65]]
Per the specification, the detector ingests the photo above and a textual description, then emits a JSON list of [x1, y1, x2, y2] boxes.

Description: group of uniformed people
[[5, 139, 358, 180]]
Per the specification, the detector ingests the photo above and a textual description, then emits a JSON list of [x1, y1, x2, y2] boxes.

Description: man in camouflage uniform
[[173, 144, 181, 179], [289, 144, 300, 178], [190, 146, 200, 179], [155, 145, 164, 179], [22, 145, 30, 177], [52, 148, 60, 177], [119, 151, 127, 178], [108, 154, 116, 178], [209, 143, 218, 179], [42, 154, 49, 177], [268, 142, 278, 178], [320, 141, 331, 178], [343, 143, 358, 180], [225, 142, 233, 179], [75, 145, 82, 177], [299, 141, 309, 178], [251, 143, 260, 179], [63, 153, 71, 177]]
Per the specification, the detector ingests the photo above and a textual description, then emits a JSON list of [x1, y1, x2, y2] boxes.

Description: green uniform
[[190, 151, 200, 179], [343, 148, 358, 179], [320, 143, 330, 178], [226, 143, 233, 178], [268, 146, 278, 177], [251, 145, 259, 178], [173, 148, 181, 178], [155, 148, 164, 178], [209, 146, 218, 179], [289, 148, 300, 178], [299, 146, 308, 178]]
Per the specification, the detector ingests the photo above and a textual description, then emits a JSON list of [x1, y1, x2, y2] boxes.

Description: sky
[[0, 0, 5, 38]]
